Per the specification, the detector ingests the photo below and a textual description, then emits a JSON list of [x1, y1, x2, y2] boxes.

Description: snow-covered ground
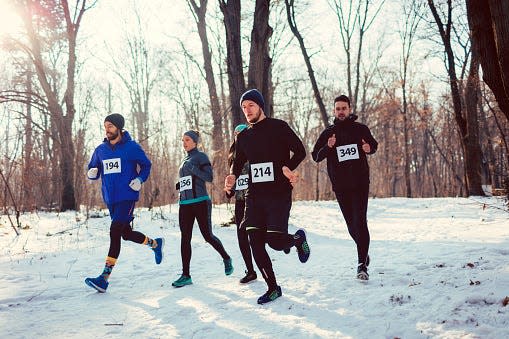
[[0, 197, 508, 339]]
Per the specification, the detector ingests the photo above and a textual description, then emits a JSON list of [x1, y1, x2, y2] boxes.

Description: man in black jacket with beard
[[311, 95, 378, 281], [225, 89, 310, 304]]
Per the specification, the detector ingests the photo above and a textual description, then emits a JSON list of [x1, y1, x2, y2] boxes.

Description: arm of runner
[[282, 166, 299, 187], [361, 126, 378, 155], [224, 174, 236, 194], [187, 153, 213, 182], [87, 149, 101, 180], [132, 142, 152, 182], [311, 129, 334, 162], [283, 122, 306, 170]]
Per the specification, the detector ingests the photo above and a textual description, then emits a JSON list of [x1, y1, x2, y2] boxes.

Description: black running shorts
[[241, 190, 292, 233]]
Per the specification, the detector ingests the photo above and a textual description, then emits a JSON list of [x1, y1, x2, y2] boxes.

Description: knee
[[110, 221, 123, 239], [202, 233, 214, 243]]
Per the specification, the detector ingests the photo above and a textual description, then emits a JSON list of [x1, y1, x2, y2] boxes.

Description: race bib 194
[[250, 162, 274, 183], [336, 144, 359, 162], [102, 158, 121, 174], [179, 175, 192, 192], [236, 174, 249, 190]]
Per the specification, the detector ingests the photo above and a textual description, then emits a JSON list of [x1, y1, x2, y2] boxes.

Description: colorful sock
[[144, 237, 157, 249], [101, 256, 117, 281]]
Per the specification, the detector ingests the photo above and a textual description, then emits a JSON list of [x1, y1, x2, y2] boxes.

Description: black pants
[[235, 199, 255, 273], [107, 201, 146, 259], [334, 183, 370, 264], [179, 200, 229, 276], [248, 229, 296, 290], [242, 191, 297, 290]]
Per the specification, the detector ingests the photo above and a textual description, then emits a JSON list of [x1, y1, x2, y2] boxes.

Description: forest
[[0, 0, 508, 214]]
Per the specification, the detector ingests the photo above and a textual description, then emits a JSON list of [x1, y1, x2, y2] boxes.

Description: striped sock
[[144, 237, 157, 249], [101, 256, 117, 281]]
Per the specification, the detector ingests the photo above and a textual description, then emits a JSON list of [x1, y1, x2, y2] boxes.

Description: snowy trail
[[0, 197, 508, 338]]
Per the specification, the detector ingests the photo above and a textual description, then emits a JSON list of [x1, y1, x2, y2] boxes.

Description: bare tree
[[466, 0, 509, 122], [428, 0, 484, 196], [328, 0, 385, 115], [398, 0, 424, 197], [1, 0, 93, 210], [247, 0, 273, 116], [284, 0, 329, 128], [219, 0, 245, 130]]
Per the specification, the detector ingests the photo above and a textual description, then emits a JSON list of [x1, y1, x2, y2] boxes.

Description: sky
[[0, 196, 508, 338]]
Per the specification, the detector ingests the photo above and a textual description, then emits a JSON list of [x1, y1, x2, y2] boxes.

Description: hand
[[327, 134, 336, 148], [129, 177, 143, 191], [361, 139, 371, 153], [87, 167, 98, 179], [282, 166, 299, 187], [224, 174, 236, 193]]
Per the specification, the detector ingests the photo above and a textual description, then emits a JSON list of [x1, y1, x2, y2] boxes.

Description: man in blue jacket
[[84, 113, 163, 293]]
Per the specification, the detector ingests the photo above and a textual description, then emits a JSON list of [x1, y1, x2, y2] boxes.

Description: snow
[[1, 197, 508, 338]]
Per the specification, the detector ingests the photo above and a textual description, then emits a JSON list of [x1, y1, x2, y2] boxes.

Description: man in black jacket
[[225, 89, 310, 304], [311, 95, 378, 281]]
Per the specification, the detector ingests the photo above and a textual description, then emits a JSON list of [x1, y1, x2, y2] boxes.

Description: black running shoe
[[239, 270, 257, 284], [257, 286, 282, 304], [294, 229, 310, 263], [357, 263, 369, 281]]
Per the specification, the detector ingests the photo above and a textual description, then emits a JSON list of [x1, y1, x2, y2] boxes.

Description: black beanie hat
[[104, 113, 125, 130], [240, 89, 265, 111]]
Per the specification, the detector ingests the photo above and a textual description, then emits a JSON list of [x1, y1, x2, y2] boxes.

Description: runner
[[311, 95, 378, 280], [85, 113, 163, 292], [225, 89, 310, 304], [172, 130, 233, 287]]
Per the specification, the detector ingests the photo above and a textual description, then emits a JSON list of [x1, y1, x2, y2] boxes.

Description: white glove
[[87, 167, 99, 179], [129, 177, 143, 191]]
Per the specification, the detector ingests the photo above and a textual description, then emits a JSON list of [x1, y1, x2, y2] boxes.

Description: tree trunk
[[189, 0, 225, 202], [247, 0, 273, 116], [466, 0, 509, 122], [219, 0, 245, 130]]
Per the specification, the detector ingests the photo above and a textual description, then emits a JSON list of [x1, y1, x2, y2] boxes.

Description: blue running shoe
[[85, 275, 108, 293], [152, 238, 164, 264], [224, 257, 234, 276], [172, 274, 193, 288], [257, 286, 282, 304], [295, 229, 310, 263]]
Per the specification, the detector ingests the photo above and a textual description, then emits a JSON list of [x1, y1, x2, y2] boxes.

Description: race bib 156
[[336, 144, 359, 162], [102, 158, 121, 174], [236, 174, 249, 190], [179, 175, 192, 192], [250, 162, 274, 183]]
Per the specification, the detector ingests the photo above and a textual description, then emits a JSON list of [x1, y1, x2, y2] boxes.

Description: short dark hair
[[334, 95, 351, 107]]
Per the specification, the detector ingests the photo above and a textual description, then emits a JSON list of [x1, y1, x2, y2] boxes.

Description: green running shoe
[[257, 286, 282, 304], [172, 274, 193, 288], [224, 257, 234, 276]]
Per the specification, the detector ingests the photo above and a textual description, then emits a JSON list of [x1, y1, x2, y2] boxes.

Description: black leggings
[[108, 221, 146, 259], [248, 229, 296, 290], [334, 184, 370, 264], [179, 200, 229, 276], [235, 199, 254, 273]]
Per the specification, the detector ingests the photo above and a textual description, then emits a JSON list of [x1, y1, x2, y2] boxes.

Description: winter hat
[[234, 124, 248, 133], [104, 113, 125, 130], [240, 89, 265, 110], [184, 130, 200, 143]]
